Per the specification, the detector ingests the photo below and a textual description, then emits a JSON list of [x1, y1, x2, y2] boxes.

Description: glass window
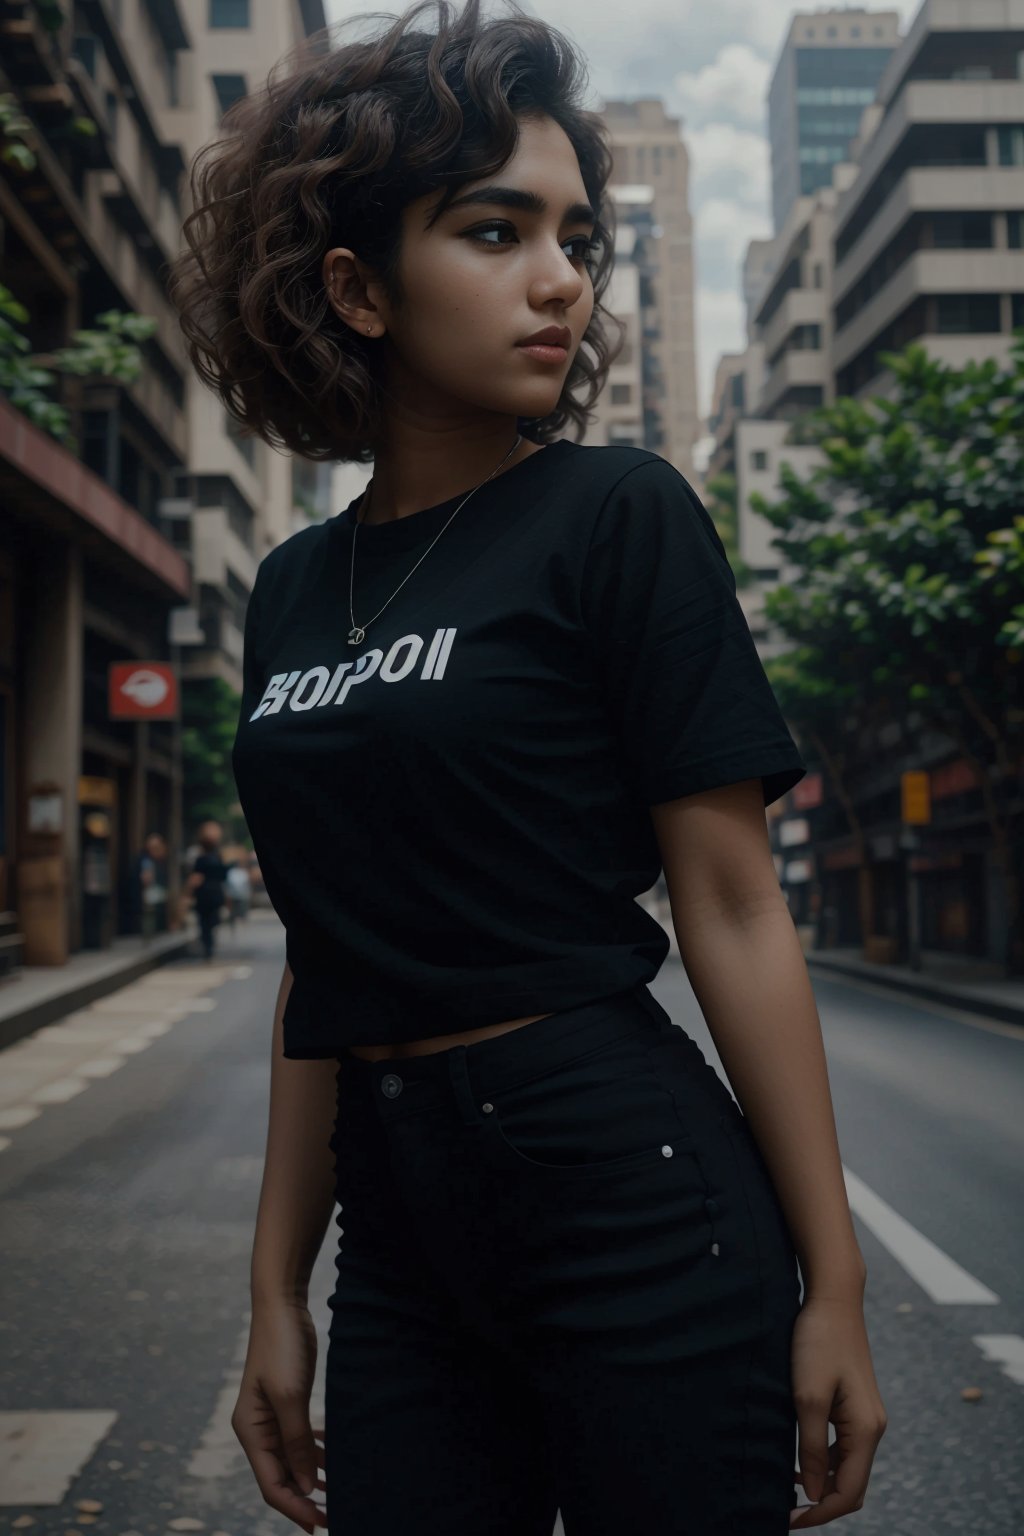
[[212, 73, 248, 117], [934, 295, 1001, 334], [931, 212, 992, 249], [73, 34, 97, 77], [105, 90, 118, 144], [998, 127, 1024, 166], [1008, 212, 1023, 249], [751, 450, 768, 470], [610, 383, 632, 405], [1012, 294, 1024, 329], [209, 0, 250, 26]]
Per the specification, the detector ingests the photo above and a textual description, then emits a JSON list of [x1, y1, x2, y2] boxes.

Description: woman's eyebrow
[[443, 184, 597, 224]]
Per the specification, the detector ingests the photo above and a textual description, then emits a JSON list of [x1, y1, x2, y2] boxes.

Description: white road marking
[[0, 968, 234, 1145], [843, 1168, 999, 1304], [187, 1320, 250, 1479], [973, 1335, 1024, 1387], [0, 1410, 118, 1505]]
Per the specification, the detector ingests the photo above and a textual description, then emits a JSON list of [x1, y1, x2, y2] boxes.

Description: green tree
[[754, 336, 1024, 973], [704, 469, 756, 590], [181, 677, 248, 838]]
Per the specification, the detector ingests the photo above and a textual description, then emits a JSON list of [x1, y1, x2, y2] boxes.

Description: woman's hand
[[231, 1299, 327, 1532], [788, 1294, 888, 1527]]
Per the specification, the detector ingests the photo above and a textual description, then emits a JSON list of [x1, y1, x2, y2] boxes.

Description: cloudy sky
[[324, 0, 921, 419]]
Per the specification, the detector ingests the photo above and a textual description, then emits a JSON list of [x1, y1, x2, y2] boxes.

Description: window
[[610, 383, 632, 405], [212, 73, 248, 117], [1012, 294, 1024, 329], [751, 449, 769, 471], [73, 33, 97, 77], [105, 90, 118, 144], [931, 212, 993, 249], [851, 25, 861, 38], [998, 127, 1024, 167], [1009, 212, 1023, 249], [813, 261, 824, 288], [934, 295, 1001, 334], [209, 0, 250, 26]]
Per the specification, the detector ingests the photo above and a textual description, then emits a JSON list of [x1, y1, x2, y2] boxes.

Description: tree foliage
[[753, 335, 1024, 968]]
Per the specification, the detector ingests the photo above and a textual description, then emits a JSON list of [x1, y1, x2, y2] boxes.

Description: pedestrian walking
[[189, 819, 231, 962], [169, 2, 887, 1531]]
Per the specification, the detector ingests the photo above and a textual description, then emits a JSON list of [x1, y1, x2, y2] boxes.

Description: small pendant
[[347, 626, 365, 646]]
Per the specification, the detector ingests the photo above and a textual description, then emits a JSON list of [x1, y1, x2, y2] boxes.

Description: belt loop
[[448, 1044, 482, 1127]]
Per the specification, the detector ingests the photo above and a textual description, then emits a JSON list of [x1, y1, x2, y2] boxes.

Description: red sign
[[109, 661, 179, 719]]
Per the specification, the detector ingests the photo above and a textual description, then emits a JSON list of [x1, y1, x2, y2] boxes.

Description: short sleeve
[[580, 457, 807, 808], [238, 560, 268, 726]]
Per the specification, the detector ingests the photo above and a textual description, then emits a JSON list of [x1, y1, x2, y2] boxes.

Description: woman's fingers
[[789, 1409, 885, 1527], [248, 1441, 327, 1531]]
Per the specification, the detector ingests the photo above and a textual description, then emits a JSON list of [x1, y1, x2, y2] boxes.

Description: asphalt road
[[0, 909, 1021, 1536]]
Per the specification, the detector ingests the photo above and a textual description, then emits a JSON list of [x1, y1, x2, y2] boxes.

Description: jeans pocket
[[477, 1029, 694, 1179]]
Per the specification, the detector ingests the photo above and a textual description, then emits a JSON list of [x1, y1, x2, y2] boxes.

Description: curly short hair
[[167, 0, 621, 464]]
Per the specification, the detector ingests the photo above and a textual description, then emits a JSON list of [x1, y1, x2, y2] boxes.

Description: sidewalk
[[0, 927, 193, 1052], [804, 945, 1024, 1029], [639, 893, 1024, 1030]]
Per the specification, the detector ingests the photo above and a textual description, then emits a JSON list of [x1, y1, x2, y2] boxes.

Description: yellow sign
[[901, 770, 931, 824], [78, 776, 116, 807]]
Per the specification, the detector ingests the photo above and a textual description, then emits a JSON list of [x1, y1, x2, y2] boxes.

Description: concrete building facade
[[600, 99, 700, 483], [830, 0, 1024, 397]]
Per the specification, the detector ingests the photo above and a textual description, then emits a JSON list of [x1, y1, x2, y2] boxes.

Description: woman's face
[[327, 113, 598, 429]]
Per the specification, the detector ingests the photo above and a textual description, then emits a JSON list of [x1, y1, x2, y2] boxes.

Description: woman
[[170, 2, 886, 1531]]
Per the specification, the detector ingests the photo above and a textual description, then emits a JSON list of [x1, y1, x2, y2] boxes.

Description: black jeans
[[324, 983, 802, 1535]]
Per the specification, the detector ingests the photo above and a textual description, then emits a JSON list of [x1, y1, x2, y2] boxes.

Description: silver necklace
[[347, 432, 524, 646]]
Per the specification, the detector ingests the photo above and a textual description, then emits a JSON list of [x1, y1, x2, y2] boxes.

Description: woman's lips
[[516, 342, 569, 363]]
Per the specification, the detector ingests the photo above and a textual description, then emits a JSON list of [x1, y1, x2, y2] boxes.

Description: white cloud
[[673, 44, 771, 129], [692, 287, 746, 414], [686, 120, 770, 211], [695, 196, 773, 290]]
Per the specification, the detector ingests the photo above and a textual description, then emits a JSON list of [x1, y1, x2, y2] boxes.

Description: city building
[[830, 0, 1024, 397], [0, 0, 326, 976], [769, 7, 900, 232], [600, 99, 700, 483], [585, 187, 652, 453]]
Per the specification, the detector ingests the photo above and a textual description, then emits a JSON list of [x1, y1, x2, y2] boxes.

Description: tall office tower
[[601, 99, 700, 484], [769, 8, 900, 233]]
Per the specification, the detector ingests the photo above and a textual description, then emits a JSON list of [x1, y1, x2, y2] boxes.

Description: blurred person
[[189, 818, 231, 961], [134, 832, 169, 941], [169, 4, 886, 1532], [225, 855, 253, 928]]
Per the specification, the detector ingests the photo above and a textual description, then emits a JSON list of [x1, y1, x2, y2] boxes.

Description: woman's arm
[[651, 777, 887, 1527], [251, 961, 339, 1308], [651, 778, 863, 1290]]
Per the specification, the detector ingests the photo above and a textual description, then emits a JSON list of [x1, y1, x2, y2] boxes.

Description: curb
[[805, 953, 1024, 1030], [0, 932, 193, 1053]]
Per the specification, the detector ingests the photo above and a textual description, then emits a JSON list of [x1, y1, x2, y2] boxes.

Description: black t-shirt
[[192, 852, 230, 910], [231, 440, 807, 1057]]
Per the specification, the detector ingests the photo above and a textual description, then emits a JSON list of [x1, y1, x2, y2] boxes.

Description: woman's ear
[[323, 247, 385, 337]]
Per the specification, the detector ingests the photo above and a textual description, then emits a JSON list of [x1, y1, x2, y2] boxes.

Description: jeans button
[[381, 1073, 403, 1098]]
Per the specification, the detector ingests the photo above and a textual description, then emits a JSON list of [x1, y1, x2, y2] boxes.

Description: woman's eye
[[465, 224, 599, 265]]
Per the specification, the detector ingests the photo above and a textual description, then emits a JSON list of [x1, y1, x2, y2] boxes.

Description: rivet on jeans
[[482, 1103, 494, 1113]]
